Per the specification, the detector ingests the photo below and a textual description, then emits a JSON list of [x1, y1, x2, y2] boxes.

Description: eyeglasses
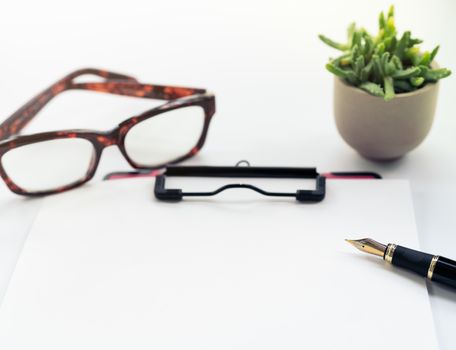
[[0, 68, 215, 196]]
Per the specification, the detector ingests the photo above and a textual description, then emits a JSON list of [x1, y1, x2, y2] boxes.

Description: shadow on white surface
[[0, 196, 42, 303]]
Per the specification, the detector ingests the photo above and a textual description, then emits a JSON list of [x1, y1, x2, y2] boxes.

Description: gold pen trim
[[427, 256, 439, 280], [384, 244, 397, 263]]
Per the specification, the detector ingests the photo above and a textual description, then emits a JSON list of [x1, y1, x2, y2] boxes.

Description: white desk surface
[[0, 1, 455, 348]]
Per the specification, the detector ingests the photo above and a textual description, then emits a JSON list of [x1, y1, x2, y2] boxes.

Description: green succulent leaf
[[380, 52, 390, 72], [318, 34, 348, 51], [359, 82, 384, 97], [394, 80, 413, 92], [425, 68, 452, 81], [331, 53, 351, 66], [325, 63, 350, 78], [392, 67, 421, 79], [363, 35, 374, 58], [405, 47, 422, 66], [429, 46, 440, 64], [360, 60, 374, 82], [391, 55, 403, 70], [379, 12, 386, 30], [372, 55, 384, 81], [345, 70, 360, 85], [385, 61, 396, 76], [340, 57, 351, 66], [409, 37, 423, 46], [375, 42, 385, 55], [354, 55, 365, 77], [350, 44, 360, 64], [418, 65, 429, 76], [385, 36, 397, 52], [395, 31, 410, 59], [420, 52, 431, 66], [410, 76, 425, 87], [347, 22, 356, 43], [351, 31, 361, 48], [387, 5, 394, 18], [385, 16, 396, 36], [384, 76, 395, 101]]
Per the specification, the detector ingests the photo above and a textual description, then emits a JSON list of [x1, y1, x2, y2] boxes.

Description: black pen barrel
[[388, 245, 456, 289], [432, 257, 456, 289], [389, 245, 434, 277]]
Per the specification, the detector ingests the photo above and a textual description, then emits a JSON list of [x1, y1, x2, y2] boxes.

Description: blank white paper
[[0, 179, 437, 349]]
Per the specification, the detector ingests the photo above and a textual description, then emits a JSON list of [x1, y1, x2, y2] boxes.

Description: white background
[[0, 0, 455, 348]]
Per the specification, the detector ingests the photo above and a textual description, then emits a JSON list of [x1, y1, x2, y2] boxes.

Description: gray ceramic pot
[[333, 77, 439, 160]]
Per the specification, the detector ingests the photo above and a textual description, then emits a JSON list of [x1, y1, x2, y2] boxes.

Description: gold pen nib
[[345, 238, 387, 258]]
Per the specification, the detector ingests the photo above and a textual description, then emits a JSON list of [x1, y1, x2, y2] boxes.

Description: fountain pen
[[346, 238, 456, 289]]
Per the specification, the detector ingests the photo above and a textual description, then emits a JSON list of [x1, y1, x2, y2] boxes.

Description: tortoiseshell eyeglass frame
[[0, 68, 216, 196]]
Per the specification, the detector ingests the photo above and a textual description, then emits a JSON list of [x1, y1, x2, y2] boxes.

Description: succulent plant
[[319, 5, 451, 101]]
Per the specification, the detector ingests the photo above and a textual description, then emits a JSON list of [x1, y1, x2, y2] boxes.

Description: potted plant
[[319, 5, 451, 160]]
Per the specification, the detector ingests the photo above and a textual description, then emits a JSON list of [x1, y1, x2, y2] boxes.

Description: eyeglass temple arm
[[0, 68, 206, 140]]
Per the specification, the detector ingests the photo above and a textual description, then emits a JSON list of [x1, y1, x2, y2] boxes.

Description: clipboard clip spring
[[154, 161, 326, 203]]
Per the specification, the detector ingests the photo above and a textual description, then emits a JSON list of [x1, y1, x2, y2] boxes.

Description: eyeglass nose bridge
[[94, 128, 121, 149]]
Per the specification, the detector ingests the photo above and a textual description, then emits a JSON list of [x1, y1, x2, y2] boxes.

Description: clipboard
[[103, 161, 382, 203]]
